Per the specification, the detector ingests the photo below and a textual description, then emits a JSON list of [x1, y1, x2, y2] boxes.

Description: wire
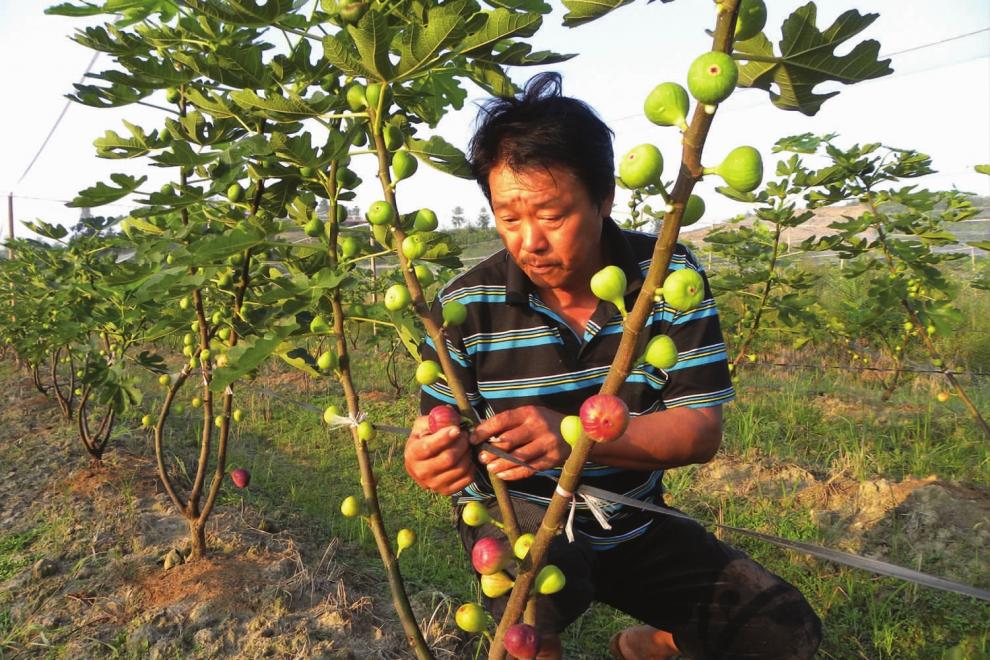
[[16, 52, 100, 186]]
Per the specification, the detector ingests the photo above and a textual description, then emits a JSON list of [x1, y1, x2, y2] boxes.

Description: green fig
[[366, 200, 396, 226], [413, 208, 438, 232], [687, 51, 738, 105], [661, 269, 705, 312], [704, 146, 763, 193], [644, 82, 689, 131], [681, 195, 706, 226], [310, 315, 332, 334], [734, 0, 768, 41], [590, 265, 628, 318], [643, 335, 678, 369], [619, 144, 663, 190], [481, 571, 515, 598], [345, 83, 368, 111], [392, 150, 418, 180]]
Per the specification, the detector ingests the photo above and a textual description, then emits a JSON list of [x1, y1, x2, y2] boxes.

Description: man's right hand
[[404, 415, 476, 496]]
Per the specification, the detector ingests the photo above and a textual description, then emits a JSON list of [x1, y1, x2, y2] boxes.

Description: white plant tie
[[580, 489, 614, 532], [324, 409, 366, 430]]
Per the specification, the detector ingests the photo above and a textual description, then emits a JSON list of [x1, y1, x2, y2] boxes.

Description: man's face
[[489, 162, 613, 294]]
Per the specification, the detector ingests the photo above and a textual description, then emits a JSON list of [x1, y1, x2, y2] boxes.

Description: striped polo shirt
[[419, 218, 734, 550]]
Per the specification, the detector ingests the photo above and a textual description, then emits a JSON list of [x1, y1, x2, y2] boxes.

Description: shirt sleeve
[[417, 296, 487, 418], [657, 245, 735, 409]]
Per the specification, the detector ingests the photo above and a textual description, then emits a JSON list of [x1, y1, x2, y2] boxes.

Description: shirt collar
[[505, 217, 644, 306]]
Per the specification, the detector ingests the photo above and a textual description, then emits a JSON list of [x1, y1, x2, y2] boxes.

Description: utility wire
[[16, 52, 100, 186]]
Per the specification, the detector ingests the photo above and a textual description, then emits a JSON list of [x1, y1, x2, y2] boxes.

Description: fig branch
[[366, 101, 521, 544], [488, 3, 743, 655]]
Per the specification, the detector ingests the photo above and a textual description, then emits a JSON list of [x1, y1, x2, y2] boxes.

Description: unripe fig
[[323, 404, 341, 424], [141, 414, 153, 428], [705, 146, 763, 193], [504, 623, 540, 660], [384, 125, 404, 152], [644, 82, 689, 131], [200, 348, 211, 361], [401, 233, 428, 260], [455, 603, 488, 634], [159, 374, 171, 386], [299, 165, 316, 178], [687, 51, 738, 105], [471, 536, 511, 575], [340, 235, 360, 258], [340, 495, 362, 517], [345, 83, 368, 111], [366, 200, 396, 226], [356, 420, 376, 442], [590, 265, 628, 318], [215, 415, 224, 428], [681, 195, 706, 226], [233, 409, 244, 423], [462, 501, 492, 527], [481, 571, 515, 598], [414, 264, 434, 287], [579, 394, 629, 443], [643, 335, 678, 370], [415, 360, 442, 385], [165, 87, 181, 104], [513, 532, 535, 559], [191, 396, 202, 408], [392, 150, 418, 180], [534, 564, 566, 595], [559, 415, 583, 447], [619, 144, 663, 189], [384, 284, 411, 311], [936, 391, 950, 403], [365, 82, 391, 112], [428, 405, 460, 433], [661, 268, 705, 312], [310, 315, 332, 334], [413, 208, 438, 232], [734, 0, 768, 41], [230, 467, 250, 488], [442, 301, 468, 326], [396, 528, 417, 555], [317, 350, 338, 371], [304, 217, 325, 238], [227, 183, 244, 203]]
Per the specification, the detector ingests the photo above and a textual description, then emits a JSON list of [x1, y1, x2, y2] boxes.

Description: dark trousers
[[457, 498, 822, 659]]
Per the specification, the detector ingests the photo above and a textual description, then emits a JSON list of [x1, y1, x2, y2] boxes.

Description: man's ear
[[599, 184, 616, 219]]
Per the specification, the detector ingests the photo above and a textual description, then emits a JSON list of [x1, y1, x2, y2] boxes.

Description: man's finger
[[487, 461, 534, 481], [472, 408, 526, 443], [407, 426, 465, 460]]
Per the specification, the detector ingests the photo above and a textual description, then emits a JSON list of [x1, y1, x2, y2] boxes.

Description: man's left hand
[[470, 406, 571, 480]]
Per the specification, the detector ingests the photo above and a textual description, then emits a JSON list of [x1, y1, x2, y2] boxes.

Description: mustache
[[520, 258, 561, 268]]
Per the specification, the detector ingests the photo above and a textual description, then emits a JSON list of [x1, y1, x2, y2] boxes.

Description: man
[[404, 73, 821, 659]]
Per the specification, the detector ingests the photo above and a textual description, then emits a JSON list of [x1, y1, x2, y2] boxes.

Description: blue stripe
[[667, 351, 729, 371], [652, 303, 718, 325], [463, 333, 563, 355], [424, 336, 470, 368], [445, 292, 506, 305]]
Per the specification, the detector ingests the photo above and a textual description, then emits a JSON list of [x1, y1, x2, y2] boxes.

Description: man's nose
[[521, 220, 549, 253]]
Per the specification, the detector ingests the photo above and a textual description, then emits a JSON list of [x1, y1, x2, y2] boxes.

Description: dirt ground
[[0, 374, 463, 659]]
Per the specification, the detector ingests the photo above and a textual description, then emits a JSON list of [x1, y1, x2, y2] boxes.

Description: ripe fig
[[687, 51, 738, 105], [428, 405, 460, 433], [471, 536, 511, 575], [661, 268, 705, 312], [504, 623, 540, 660], [232, 409, 244, 423], [230, 467, 250, 488], [619, 144, 663, 190], [579, 394, 629, 443], [644, 82, 689, 131], [158, 374, 171, 386]]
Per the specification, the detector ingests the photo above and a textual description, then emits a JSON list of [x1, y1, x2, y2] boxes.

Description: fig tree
[[644, 82, 689, 131], [687, 51, 738, 105]]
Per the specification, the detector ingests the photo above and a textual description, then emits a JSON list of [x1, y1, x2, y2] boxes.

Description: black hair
[[468, 72, 615, 208]]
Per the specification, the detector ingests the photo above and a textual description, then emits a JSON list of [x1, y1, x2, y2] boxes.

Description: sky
[[1, 0, 988, 241]]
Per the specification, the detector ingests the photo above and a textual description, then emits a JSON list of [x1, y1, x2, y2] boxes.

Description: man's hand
[[470, 406, 570, 480], [404, 415, 476, 496]]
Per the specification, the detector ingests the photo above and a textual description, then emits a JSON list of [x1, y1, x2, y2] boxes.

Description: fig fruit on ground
[[384, 284, 411, 311], [428, 405, 461, 433], [462, 501, 491, 527], [687, 51, 738, 105], [590, 265, 628, 318], [230, 467, 250, 488], [705, 146, 763, 193], [481, 571, 515, 598], [644, 82, 689, 131], [504, 623, 541, 660], [618, 144, 663, 190], [471, 536, 511, 575], [415, 360, 442, 385], [661, 268, 705, 312], [367, 201, 396, 226], [455, 603, 489, 634], [643, 335, 678, 370], [734, 0, 768, 41], [579, 394, 629, 443]]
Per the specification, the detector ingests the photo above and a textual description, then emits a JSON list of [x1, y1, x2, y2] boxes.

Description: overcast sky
[[1, 1, 988, 240]]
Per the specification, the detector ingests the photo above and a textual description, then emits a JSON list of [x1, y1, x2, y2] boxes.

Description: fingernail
[[497, 471, 511, 479], [487, 463, 497, 471], [448, 427, 459, 437]]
